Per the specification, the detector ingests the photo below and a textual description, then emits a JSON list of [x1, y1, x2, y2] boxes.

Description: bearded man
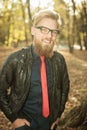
[[0, 9, 70, 130]]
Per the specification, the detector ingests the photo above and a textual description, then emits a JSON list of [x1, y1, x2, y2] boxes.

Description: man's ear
[[31, 26, 36, 35]]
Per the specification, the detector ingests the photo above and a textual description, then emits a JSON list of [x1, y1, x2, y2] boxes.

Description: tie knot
[[40, 56, 45, 62]]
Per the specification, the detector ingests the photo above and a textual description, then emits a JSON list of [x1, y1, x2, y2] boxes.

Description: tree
[[26, 0, 32, 43], [0, 0, 33, 47], [79, 0, 87, 50], [0, 0, 12, 45], [58, 94, 87, 130], [71, 0, 76, 51]]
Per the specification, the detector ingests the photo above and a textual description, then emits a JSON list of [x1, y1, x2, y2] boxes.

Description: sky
[[30, 0, 54, 10], [63, 0, 83, 5], [30, 0, 84, 9], [0, 0, 84, 10]]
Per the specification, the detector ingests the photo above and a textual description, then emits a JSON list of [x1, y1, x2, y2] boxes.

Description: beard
[[33, 38, 55, 57]]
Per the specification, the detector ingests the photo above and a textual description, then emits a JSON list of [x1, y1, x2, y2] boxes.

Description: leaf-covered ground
[[0, 47, 87, 130], [60, 50, 87, 112]]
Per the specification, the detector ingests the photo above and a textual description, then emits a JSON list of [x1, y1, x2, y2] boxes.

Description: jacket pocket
[[15, 125, 26, 130]]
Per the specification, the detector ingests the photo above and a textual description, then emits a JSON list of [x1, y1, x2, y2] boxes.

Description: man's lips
[[43, 40, 51, 44]]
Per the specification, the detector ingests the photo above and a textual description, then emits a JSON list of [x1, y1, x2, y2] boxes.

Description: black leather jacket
[[0, 45, 70, 122]]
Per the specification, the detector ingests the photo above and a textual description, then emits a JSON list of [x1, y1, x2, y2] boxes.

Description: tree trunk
[[20, 0, 29, 46], [26, 0, 32, 43], [58, 94, 87, 130]]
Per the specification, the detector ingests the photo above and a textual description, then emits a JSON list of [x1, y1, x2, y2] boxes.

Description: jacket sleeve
[[59, 56, 70, 117], [0, 54, 18, 122]]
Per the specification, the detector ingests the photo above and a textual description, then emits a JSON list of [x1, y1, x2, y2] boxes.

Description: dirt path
[[0, 47, 87, 130]]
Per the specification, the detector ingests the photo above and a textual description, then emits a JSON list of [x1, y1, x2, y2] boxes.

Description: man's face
[[31, 18, 58, 57]]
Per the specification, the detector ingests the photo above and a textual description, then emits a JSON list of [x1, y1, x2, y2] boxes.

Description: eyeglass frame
[[35, 26, 59, 36]]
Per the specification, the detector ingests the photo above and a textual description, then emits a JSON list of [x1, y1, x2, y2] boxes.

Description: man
[[0, 9, 70, 130]]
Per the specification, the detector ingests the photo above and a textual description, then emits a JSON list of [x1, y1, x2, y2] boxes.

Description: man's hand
[[12, 118, 30, 129], [50, 118, 60, 130]]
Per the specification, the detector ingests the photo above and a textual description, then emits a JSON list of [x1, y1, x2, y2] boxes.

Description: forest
[[0, 0, 87, 130], [0, 0, 87, 51]]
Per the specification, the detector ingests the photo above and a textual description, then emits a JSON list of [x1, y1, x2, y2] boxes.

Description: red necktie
[[40, 56, 50, 117]]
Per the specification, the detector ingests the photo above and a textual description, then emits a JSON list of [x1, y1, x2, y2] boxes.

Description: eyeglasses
[[35, 26, 59, 36]]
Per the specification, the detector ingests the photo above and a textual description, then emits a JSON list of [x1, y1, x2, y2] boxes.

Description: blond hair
[[32, 9, 60, 28]]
